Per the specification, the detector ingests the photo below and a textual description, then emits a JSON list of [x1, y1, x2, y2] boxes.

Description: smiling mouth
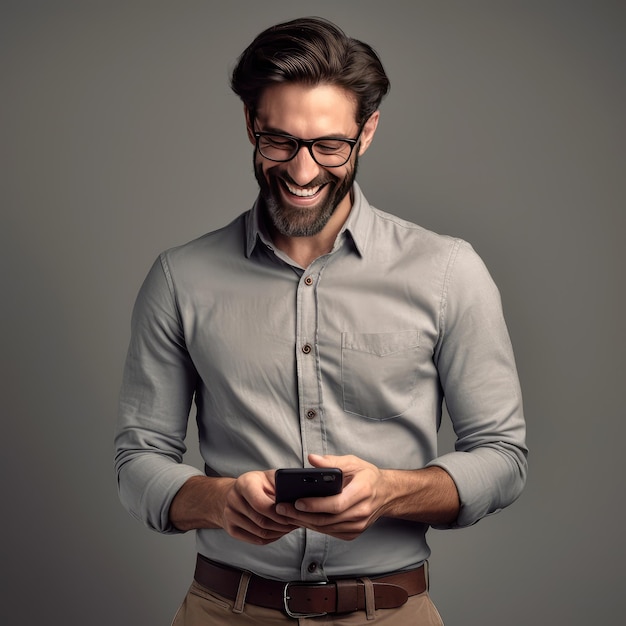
[[283, 180, 327, 198]]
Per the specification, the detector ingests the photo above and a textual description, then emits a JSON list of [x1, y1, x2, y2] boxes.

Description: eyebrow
[[255, 125, 356, 141]]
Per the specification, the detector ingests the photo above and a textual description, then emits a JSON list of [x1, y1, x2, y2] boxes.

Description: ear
[[357, 111, 380, 156], [244, 105, 255, 145]]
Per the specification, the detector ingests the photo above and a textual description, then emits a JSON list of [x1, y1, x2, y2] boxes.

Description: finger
[[294, 519, 370, 541], [234, 479, 297, 527], [276, 496, 343, 518], [226, 505, 297, 542], [308, 454, 364, 481], [292, 480, 371, 514], [308, 453, 347, 468], [227, 521, 294, 545], [277, 505, 349, 528], [229, 492, 298, 533]]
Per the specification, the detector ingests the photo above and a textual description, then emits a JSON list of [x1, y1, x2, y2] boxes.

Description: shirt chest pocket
[[341, 330, 421, 420]]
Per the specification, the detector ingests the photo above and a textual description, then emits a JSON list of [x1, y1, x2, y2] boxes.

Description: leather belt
[[194, 554, 427, 617]]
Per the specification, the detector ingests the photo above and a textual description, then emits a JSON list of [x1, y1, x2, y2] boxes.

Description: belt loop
[[359, 577, 376, 620], [424, 560, 430, 591], [232, 571, 252, 614]]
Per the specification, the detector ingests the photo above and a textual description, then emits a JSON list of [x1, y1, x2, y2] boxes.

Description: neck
[[270, 192, 353, 268], [272, 231, 336, 268]]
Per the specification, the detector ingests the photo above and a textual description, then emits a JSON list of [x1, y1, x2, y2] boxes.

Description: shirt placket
[[295, 259, 329, 581]]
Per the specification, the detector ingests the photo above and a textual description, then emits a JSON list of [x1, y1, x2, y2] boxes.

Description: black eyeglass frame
[[253, 124, 365, 168]]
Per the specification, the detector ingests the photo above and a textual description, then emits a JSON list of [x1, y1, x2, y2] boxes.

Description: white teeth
[[285, 182, 321, 197]]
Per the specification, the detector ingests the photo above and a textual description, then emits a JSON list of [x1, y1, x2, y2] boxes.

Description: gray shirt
[[115, 183, 527, 581]]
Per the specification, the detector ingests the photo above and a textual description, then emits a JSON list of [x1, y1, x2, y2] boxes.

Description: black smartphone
[[274, 468, 343, 503]]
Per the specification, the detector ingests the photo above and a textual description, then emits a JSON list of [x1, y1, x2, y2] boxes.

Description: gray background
[[2, 1, 624, 624]]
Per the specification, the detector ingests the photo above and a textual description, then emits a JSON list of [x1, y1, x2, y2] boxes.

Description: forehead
[[254, 83, 358, 137]]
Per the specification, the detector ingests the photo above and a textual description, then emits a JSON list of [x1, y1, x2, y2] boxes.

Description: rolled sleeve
[[429, 241, 528, 528], [114, 254, 204, 533]]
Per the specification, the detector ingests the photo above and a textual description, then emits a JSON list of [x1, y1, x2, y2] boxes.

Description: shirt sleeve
[[114, 253, 204, 533], [428, 240, 528, 528]]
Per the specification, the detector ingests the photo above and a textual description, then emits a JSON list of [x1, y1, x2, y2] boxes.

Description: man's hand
[[169, 471, 298, 545], [170, 455, 460, 544], [274, 454, 391, 540], [275, 454, 460, 540]]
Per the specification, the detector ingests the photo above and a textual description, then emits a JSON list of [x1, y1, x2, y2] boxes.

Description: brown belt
[[194, 554, 427, 617]]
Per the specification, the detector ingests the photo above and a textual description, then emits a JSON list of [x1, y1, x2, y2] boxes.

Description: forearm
[[169, 475, 235, 532], [381, 466, 460, 526], [277, 456, 461, 539], [170, 470, 298, 544]]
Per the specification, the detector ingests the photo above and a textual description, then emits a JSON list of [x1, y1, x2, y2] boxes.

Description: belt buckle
[[283, 581, 329, 618]]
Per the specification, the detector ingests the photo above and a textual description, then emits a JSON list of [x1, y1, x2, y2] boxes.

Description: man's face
[[247, 83, 378, 238]]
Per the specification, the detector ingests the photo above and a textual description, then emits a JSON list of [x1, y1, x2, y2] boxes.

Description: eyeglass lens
[[257, 135, 353, 167]]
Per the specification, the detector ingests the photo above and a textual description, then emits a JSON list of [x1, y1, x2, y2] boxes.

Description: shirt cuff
[[426, 446, 523, 529], [117, 455, 205, 534]]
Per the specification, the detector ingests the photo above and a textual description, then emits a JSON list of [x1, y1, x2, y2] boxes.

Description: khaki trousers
[[172, 580, 444, 626]]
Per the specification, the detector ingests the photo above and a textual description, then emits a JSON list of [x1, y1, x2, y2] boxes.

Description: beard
[[254, 155, 359, 238]]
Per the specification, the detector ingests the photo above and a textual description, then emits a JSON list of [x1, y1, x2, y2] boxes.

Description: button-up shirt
[[115, 183, 527, 581]]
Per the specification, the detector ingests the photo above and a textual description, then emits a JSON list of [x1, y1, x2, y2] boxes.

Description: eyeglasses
[[253, 127, 363, 168]]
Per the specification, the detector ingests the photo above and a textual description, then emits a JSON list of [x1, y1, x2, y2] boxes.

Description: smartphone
[[275, 468, 343, 503]]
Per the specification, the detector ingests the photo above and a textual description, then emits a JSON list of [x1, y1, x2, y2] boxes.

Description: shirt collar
[[245, 196, 272, 258], [339, 182, 371, 257], [245, 181, 373, 259]]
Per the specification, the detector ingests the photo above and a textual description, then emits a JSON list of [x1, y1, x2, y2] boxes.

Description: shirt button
[[307, 562, 318, 573], [304, 276, 314, 286], [302, 343, 312, 354], [306, 409, 317, 420]]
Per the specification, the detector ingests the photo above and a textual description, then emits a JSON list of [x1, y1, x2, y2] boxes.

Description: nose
[[286, 145, 321, 186]]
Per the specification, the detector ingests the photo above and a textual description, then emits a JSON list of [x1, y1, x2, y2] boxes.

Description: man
[[115, 17, 527, 625]]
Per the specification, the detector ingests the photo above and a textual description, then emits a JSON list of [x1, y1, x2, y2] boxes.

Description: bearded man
[[115, 17, 527, 625]]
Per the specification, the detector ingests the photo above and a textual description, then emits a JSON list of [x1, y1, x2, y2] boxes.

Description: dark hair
[[231, 17, 390, 125]]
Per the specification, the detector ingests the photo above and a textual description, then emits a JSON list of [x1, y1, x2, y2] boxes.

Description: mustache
[[266, 166, 335, 189]]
